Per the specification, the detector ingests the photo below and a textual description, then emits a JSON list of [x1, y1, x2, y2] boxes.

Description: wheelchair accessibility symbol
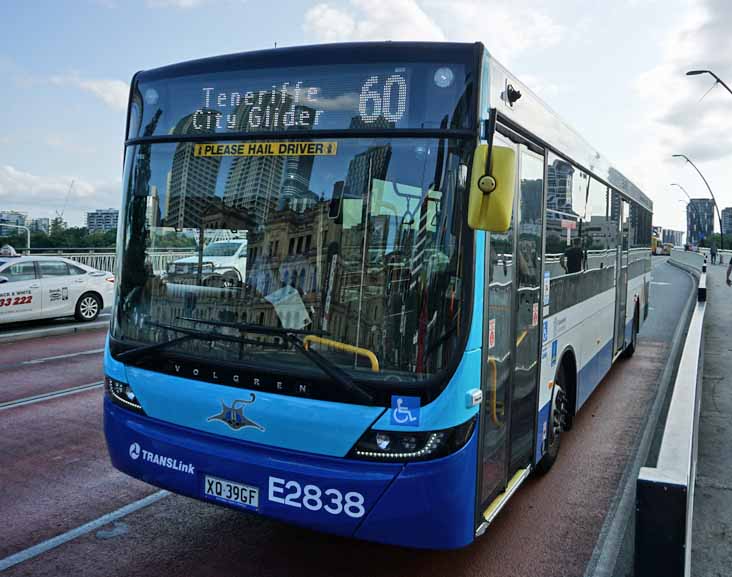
[[390, 396, 420, 426]]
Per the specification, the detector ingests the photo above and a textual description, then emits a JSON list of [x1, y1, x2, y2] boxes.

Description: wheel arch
[[556, 345, 578, 429], [76, 290, 103, 312]]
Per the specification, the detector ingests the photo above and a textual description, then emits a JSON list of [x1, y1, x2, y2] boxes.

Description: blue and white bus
[[105, 42, 652, 549]]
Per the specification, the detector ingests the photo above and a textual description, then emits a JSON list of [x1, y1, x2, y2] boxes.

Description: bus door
[[614, 198, 630, 354], [476, 137, 544, 519]]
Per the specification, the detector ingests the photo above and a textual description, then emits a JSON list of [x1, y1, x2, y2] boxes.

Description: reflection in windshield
[[203, 242, 244, 257], [113, 135, 471, 384]]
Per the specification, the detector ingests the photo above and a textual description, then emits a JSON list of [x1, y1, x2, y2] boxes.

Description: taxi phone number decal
[[268, 477, 365, 518], [0, 295, 33, 307]]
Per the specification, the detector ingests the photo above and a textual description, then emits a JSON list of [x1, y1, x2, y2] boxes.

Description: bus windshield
[[111, 136, 473, 392]]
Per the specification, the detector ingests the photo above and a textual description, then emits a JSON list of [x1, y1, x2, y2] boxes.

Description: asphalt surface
[[0, 257, 694, 577], [0, 311, 111, 344], [0, 330, 105, 403]]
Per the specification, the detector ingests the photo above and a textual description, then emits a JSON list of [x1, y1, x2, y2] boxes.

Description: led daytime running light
[[355, 432, 445, 459], [106, 377, 144, 412]]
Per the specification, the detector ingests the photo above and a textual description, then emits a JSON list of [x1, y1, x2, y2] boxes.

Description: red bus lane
[[0, 388, 157, 559], [0, 329, 107, 403], [0, 329, 106, 366], [2, 341, 666, 577]]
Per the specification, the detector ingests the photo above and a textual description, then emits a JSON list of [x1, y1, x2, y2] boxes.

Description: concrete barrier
[[635, 267, 707, 577], [669, 248, 706, 274]]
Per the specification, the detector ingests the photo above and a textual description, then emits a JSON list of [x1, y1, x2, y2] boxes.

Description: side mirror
[[467, 144, 516, 232], [0, 276, 8, 284]]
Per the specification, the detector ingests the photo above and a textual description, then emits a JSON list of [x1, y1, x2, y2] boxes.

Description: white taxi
[[0, 255, 115, 325]]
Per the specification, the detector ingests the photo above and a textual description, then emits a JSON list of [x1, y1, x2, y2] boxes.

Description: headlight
[[349, 417, 476, 462], [105, 376, 145, 414]]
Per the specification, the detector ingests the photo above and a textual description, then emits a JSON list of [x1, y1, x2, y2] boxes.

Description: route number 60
[[358, 74, 408, 124]]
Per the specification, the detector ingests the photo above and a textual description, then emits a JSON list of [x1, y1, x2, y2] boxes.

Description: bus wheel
[[535, 373, 569, 475], [622, 311, 638, 359]]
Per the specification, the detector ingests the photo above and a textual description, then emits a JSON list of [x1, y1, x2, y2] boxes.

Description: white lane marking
[[21, 348, 105, 366], [0, 491, 169, 571], [0, 381, 104, 411], [0, 319, 109, 341], [651, 281, 671, 286]]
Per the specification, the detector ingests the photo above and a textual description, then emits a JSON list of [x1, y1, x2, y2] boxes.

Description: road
[[0, 311, 111, 344], [0, 257, 692, 577]]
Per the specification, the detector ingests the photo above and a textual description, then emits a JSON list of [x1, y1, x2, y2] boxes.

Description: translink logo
[[128, 442, 195, 475]]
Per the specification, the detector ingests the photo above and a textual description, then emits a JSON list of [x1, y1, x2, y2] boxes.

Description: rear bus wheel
[[622, 311, 639, 359], [75, 293, 101, 322], [535, 368, 569, 475]]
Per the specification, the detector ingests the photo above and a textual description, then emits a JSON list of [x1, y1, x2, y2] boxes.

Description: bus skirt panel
[[104, 398, 477, 549]]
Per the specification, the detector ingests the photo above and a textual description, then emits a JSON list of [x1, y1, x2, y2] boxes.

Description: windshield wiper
[[115, 334, 197, 362], [177, 317, 374, 404], [115, 323, 275, 363]]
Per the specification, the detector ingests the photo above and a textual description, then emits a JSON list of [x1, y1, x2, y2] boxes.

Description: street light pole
[[0, 223, 31, 253], [670, 182, 692, 202], [672, 154, 724, 255], [686, 69, 732, 97]]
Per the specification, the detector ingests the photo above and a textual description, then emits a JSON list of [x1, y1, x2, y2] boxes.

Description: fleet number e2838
[[268, 477, 365, 518]]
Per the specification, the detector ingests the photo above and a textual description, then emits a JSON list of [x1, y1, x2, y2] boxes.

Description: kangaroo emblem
[[208, 393, 264, 432]]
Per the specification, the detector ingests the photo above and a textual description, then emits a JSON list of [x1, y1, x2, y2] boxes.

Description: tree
[[0, 227, 118, 250]]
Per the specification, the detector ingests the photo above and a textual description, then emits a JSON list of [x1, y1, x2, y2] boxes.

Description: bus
[[104, 42, 652, 549]]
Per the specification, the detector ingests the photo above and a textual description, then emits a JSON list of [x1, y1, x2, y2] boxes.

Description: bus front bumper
[[104, 398, 477, 549]]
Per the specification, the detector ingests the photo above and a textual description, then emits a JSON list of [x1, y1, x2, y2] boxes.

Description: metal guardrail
[[635, 260, 707, 577], [30, 251, 193, 274]]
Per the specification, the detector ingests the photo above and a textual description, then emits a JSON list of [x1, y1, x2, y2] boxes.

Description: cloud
[[517, 74, 573, 101], [618, 0, 732, 233], [303, 0, 446, 43], [50, 73, 128, 111], [303, 1, 563, 65], [425, 1, 563, 64], [636, 0, 732, 163], [0, 165, 120, 226]]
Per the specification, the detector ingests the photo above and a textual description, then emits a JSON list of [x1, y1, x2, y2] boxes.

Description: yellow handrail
[[303, 335, 380, 372], [488, 357, 502, 426], [516, 329, 528, 347], [487, 330, 528, 427]]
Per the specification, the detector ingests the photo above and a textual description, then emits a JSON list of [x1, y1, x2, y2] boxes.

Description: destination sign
[[130, 60, 472, 139], [193, 141, 338, 157]]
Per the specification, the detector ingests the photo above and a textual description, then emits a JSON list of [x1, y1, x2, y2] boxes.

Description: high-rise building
[[546, 158, 573, 213], [29, 217, 50, 234], [687, 198, 715, 245], [722, 207, 732, 235], [223, 154, 284, 225], [146, 186, 160, 229], [0, 211, 28, 236], [86, 209, 119, 232], [164, 112, 222, 229], [662, 229, 684, 246]]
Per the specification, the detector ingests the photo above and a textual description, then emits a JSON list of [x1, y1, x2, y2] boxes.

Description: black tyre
[[75, 292, 101, 322], [535, 368, 569, 476], [622, 311, 638, 359]]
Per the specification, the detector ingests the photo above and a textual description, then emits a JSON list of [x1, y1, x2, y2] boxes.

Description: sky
[[0, 0, 730, 233]]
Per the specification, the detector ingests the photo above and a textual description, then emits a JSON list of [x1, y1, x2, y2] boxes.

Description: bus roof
[[132, 41, 650, 212], [485, 51, 652, 212], [135, 42, 479, 82]]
